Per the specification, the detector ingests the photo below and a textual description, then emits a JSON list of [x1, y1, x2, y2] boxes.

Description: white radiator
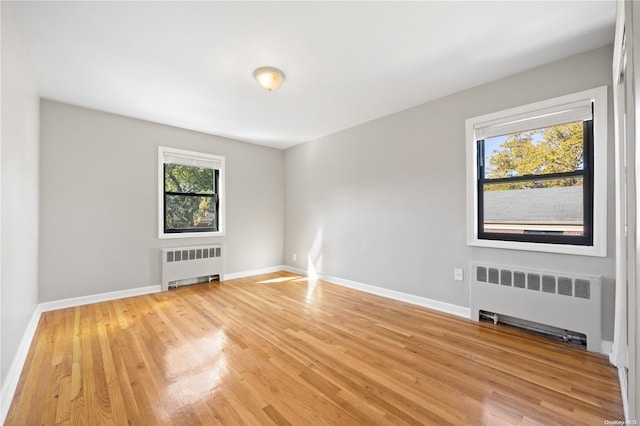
[[161, 244, 224, 291], [470, 262, 602, 352]]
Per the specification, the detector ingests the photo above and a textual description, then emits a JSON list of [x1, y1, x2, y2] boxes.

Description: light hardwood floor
[[6, 271, 623, 425]]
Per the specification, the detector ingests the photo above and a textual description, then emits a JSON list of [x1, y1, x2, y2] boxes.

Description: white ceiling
[[9, 1, 616, 150]]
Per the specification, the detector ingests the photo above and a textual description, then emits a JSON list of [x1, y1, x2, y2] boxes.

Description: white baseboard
[[601, 340, 613, 358], [618, 365, 629, 422], [1, 306, 42, 424], [224, 265, 286, 281], [282, 265, 471, 319], [39, 285, 162, 313], [39, 265, 288, 314]]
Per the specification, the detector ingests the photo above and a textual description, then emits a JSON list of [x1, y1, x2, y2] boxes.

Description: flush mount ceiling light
[[254, 66, 285, 91]]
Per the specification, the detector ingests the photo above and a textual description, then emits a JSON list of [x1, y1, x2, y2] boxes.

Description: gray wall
[[39, 101, 284, 302], [284, 45, 616, 339], [1, 3, 40, 385]]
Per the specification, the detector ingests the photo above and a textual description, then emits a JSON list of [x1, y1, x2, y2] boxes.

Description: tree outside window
[[164, 163, 218, 232]]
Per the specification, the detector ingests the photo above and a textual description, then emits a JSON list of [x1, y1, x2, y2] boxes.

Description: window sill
[[468, 237, 606, 257], [159, 231, 225, 239]]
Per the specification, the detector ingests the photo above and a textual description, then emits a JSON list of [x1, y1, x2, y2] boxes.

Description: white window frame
[[465, 86, 608, 257], [158, 146, 225, 239]]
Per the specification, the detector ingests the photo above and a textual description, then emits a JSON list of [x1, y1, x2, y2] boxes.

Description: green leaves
[[486, 122, 584, 191], [164, 164, 217, 231], [165, 164, 214, 194]]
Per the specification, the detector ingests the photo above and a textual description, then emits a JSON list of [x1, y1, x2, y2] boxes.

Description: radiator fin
[[575, 279, 591, 299], [542, 275, 556, 294], [488, 268, 499, 284], [165, 246, 222, 263], [514, 272, 526, 288], [501, 270, 512, 286], [558, 277, 572, 296], [527, 274, 540, 291], [475, 266, 589, 299], [477, 266, 487, 282]]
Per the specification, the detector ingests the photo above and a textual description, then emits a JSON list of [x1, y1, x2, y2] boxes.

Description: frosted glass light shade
[[254, 67, 285, 91]]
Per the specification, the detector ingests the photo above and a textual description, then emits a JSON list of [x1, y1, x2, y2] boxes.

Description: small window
[[158, 146, 225, 238], [466, 87, 607, 256]]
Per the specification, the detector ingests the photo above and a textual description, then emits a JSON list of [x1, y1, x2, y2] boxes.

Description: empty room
[[1, 0, 639, 424]]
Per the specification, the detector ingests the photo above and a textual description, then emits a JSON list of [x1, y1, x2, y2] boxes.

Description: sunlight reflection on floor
[[306, 277, 318, 303], [161, 330, 228, 421], [256, 276, 299, 284], [256, 274, 321, 303]]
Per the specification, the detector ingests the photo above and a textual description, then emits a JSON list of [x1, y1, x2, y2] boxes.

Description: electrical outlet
[[454, 268, 464, 281], [292, 253, 297, 261]]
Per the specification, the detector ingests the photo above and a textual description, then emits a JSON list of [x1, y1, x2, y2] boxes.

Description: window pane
[[482, 177, 584, 236], [483, 121, 584, 179], [165, 195, 216, 231], [165, 164, 214, 194]]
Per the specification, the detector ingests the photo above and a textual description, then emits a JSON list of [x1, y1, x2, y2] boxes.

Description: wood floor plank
[[5, 271, 624, 425], [23, 315, 57, 426], [55, 309, 76, 424]]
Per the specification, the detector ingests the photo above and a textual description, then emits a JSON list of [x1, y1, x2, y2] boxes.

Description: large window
[[479, 119, 593, 244], [158, 147, 225, 238], [466, 87, 607, 256]]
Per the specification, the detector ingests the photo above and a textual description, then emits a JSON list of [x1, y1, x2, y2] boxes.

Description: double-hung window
[[465, 86, 607, 256], [158, 146, 225, 238]]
